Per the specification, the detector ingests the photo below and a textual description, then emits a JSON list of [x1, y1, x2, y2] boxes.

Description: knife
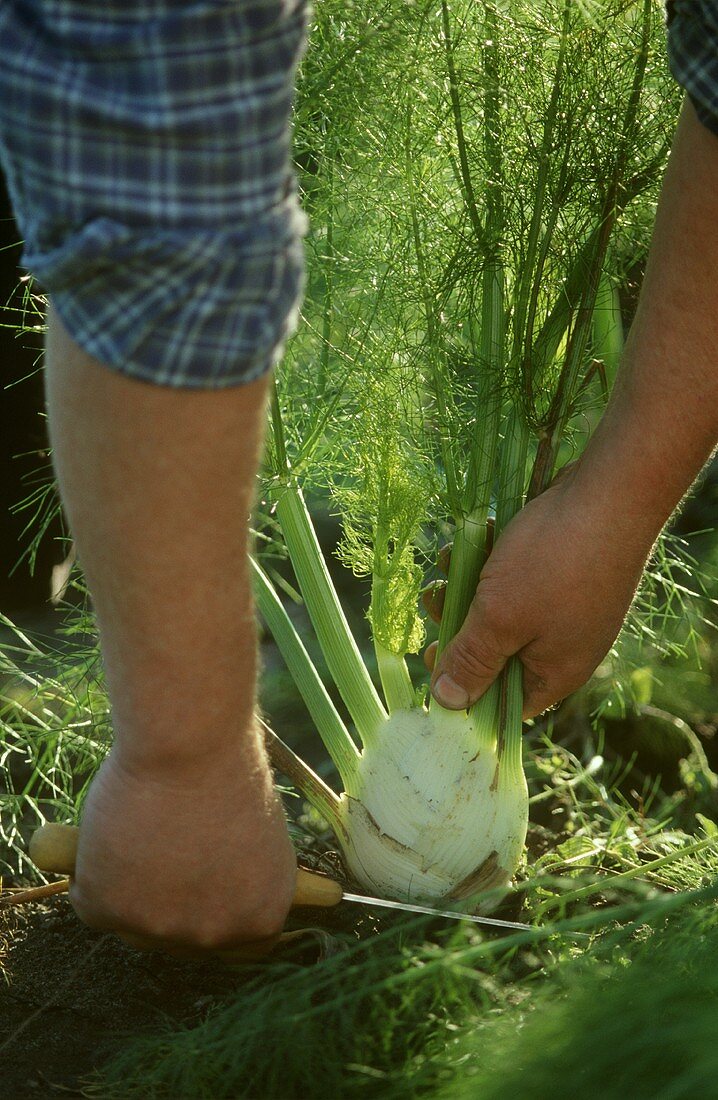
[[28, 823, 533, 932]]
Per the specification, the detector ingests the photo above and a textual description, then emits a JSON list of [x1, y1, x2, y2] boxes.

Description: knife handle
[[30, 822, 78, 874], [29, 823, 343, 909]]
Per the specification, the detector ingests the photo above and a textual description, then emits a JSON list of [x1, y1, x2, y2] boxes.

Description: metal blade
[[341, 891, 533, 931]]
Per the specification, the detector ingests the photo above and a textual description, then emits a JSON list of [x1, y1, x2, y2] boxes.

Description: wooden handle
[[293, 867, 343, 908], [30, 822, 78, 875], [29, 823, 343, 909]]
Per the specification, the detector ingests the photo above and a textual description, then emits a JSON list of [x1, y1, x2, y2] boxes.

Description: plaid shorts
[[667, 1, 718, 137], [0, 0, 309, 388]]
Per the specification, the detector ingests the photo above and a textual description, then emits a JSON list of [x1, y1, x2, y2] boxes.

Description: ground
[[0, 860, 395, 1097], [1, 899, 245, 1096]]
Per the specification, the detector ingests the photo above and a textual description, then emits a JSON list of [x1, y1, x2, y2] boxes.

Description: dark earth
[[1, 898, 262, 1097], [0, 820, 564, 1098], [0, 881, 374, 1099], [2, 702, 717, 1099]]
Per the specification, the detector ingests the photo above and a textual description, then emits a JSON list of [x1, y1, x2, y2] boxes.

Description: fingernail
[[432, 674, 470, 709]]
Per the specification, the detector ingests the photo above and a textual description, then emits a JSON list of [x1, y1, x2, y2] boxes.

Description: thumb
[[429, 597, 511, 710]]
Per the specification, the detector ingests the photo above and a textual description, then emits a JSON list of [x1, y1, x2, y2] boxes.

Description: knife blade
[[340, 890, 533, 930]]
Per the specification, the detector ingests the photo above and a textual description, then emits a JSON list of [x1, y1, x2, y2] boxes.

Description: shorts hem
[[49, 291, 279, 390]]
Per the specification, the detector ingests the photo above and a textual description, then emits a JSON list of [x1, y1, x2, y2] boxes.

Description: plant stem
[[274, 482, 387, 749], [489, 404, 529, 768], [374, 642, 415, 713], [434, 510, 489, 663], [440, 0, 486, 249], [317, 157, 334, 398], [251, 558, 359, 791], [260, 720, 346, 837], [405, 101, 461, 516], [497, 658, 524, 782], [269, 378, 289, 473], [591, 273, 623, 393], [268, 385, 386, 748], [527, 0, 654, 498], [493, 406, 529, 538], [433, 0, 504, 665], [471, 679, 499, 751], [535, 836, 718, 920], [510, 0, 571, 376]]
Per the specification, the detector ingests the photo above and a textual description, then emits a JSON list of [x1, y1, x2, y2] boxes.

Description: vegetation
[[2, 0, 718, 1097], [92, 750, 718, 1099], [256, 0, 683, 906]]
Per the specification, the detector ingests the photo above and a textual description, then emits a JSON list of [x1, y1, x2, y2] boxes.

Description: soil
[[0, 848, 530, 1098], [0, 898, 253, 1097], [0, 861, 392, 1099]]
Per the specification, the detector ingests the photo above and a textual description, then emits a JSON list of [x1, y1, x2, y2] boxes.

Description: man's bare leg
[[44, 304, 296, 949]]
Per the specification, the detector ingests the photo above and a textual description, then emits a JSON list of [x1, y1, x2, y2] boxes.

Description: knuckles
[[444, 592, 515, 686], [70, 881, 287, 952], [522, 659, 596, 718], [446, 630, 504, 686]]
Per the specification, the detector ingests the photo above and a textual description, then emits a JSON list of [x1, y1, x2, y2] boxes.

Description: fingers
[[521, 668, 557, 720], [423, 639, 438, 671], [72, 894, 280, 961], [423, 521, 504, 707], [520, 657, 597, 720], [423, 518, 580, 714], [427, 630, 577, 719], [429, 594, 511, 710], [422, 582, 445, 624], [68, 854, 288, 962]]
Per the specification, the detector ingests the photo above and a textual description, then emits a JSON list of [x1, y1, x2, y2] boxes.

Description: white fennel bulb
[[338, 707, 528, 906]]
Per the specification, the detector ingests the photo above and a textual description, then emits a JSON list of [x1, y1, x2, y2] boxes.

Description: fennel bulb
[[338, 707, 528, 905]]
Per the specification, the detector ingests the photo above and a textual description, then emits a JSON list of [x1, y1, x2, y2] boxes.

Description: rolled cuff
[[0, 0, 309, 387], [31, 199, 308, 388]]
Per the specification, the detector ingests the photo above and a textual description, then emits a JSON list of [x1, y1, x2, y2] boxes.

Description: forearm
[[45, 307, 298, 948], [573, 98, 718, 543], [45, 305, 269, 774]]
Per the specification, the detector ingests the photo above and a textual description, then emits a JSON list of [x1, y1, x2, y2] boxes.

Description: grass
[[0, 602, 109, 875], [449, 900, 718, 1100], [63, 653, 718, 1096], [91, 853, 718, 1099]]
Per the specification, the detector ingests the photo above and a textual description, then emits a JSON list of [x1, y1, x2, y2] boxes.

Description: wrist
[[111, 712, 269, 790], [568, 384, 685, 554]]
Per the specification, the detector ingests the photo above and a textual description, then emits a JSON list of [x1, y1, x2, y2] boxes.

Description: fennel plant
[[254, 0, 679, 908]]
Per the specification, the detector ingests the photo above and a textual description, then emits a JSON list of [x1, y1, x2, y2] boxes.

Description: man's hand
[[69, 737, 297, 954], [426, 465, 650, 719]]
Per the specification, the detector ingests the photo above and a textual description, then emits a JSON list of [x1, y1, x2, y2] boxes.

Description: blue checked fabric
[[667, 1, 718, 137], [0, 0, 309, 387]]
